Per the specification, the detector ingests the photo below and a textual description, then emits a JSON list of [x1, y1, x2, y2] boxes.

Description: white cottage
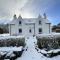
[[9, 13, 51, 36]]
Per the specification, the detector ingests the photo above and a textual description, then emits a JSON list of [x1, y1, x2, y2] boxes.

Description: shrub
[[56, 37, 60, 46], [37, 36, 60, 51], [0, 38, 25, 47]]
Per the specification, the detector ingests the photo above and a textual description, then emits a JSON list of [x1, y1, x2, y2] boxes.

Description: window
[[19, 29, 22, 33], [39, 28, 42, 34], [29, 29, 32, 33], [19, 21, 21, 24], [39, 21, 41, 24]]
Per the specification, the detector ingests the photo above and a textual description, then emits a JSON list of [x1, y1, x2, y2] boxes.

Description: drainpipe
[[10, 24, 11, 36], [49, 23, 51, 33], [34, 23, 35, 36], [46, 23, 51, 34]]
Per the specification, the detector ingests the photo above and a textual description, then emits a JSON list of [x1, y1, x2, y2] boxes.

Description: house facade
[[9, 13, 51, 36]]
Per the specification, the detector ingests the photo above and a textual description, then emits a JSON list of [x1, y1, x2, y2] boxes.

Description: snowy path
[[16, 36, 60, 60]]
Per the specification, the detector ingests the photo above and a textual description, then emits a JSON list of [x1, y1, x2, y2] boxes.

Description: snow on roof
[[8, 17, 51, 25], [23, 18, 37, 24], [9, 19, 16, 24], [45, 19, 51, 24]]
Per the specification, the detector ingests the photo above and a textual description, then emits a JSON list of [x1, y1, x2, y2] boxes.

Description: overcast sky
[[0, 0, 60, 25]]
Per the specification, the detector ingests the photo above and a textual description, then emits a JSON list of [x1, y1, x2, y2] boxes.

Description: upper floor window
[[39, 28, 42, 34], [19, 29, 22, 33], [39, 21, 41, 24], [19, 21, 21, 24], [29, 29, 32, 33]]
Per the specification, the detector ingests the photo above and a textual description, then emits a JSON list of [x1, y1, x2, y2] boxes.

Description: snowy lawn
[[16, 36, 60, 60], [0, 34, 60, 60], [36, 47, 60, 57], [0, 46, 24, 60], [36, 33, 60, 57], [0, 34, 25, 60]]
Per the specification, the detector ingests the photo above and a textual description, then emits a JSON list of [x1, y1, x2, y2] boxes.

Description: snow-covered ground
[[0, 46, 23, 51], [0, 34, 60, 60], [37, 33, 60, 38], [0, 46, 23, 60], [16, 36, 60, 60], [0, 34, 25, 39]]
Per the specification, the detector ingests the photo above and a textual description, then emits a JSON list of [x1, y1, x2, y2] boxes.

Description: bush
[[56, 37, 60, 46], [37, 36, 60, 51], [0, 38, 25, 47]]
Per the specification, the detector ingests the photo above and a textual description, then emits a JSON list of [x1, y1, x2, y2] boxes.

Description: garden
[[0, 35, 25, 60], [36, 34, 60, 57]]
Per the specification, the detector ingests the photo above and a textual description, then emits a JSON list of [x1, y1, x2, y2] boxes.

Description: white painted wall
[[9, 15, 51, 36]]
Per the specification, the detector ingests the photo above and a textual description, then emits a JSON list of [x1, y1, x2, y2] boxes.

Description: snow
[[40, 49, 60, 54], [0, 34, 25, 39], [4, 59, 10, 60], [0, 34, 10, 37], [37, 33, 60, 38], [16, 36, 60, 60], [0, 51, 7, 56], [6, 51, 15, 57], [0, 46, 23, 51], [0, 34, 60, 60], [48, 49, 60, 53], [0, 46, 23, 59], [6, 51, 13, 57]]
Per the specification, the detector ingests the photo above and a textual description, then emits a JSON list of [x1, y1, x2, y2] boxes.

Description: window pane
[[39, 21, 41, 24], [29, 29, 31, 33], [19, 21, 21, 24], [39, 28, 42, 34], [19, 29, 22, 33]]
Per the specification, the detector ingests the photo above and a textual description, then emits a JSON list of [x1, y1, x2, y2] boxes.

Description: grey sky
[[0, 0, 60, 25]]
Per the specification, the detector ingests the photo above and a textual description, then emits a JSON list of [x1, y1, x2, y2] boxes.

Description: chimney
[[13, 14, 17, 20], [43, 13, 47, 19], [38, 14, 42, 18], [18, 15, 22, 20]]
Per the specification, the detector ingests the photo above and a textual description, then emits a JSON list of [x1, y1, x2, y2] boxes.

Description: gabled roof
[[8, 16, 51, 25], [23, 18, 37, 24], [18, 15, 22, 20], [45, 19, 51, 24], [9, 19, 16, 24]]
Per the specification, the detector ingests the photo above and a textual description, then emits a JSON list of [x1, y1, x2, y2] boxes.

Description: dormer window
[[39, 21, 41, 24], [19, 21, 21, 24]]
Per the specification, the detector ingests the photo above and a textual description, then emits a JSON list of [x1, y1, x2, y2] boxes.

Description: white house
[[9, 13, 51, 36]]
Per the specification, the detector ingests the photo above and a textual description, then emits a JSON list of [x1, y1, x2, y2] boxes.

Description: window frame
[[29, 29, 32, 33], [19, 29, 22, 33], [39, 28, 42, 34], [39, 20, 41, 25], [19, 21, 22, 25]]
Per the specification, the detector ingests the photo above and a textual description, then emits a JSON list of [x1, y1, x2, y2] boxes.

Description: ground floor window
[[29, 29, 32, 33], [39, 28, 42, 34], [19, 29, 22, 33]]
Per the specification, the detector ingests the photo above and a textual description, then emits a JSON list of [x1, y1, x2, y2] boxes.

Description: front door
[[25, 24, 35, 36]]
